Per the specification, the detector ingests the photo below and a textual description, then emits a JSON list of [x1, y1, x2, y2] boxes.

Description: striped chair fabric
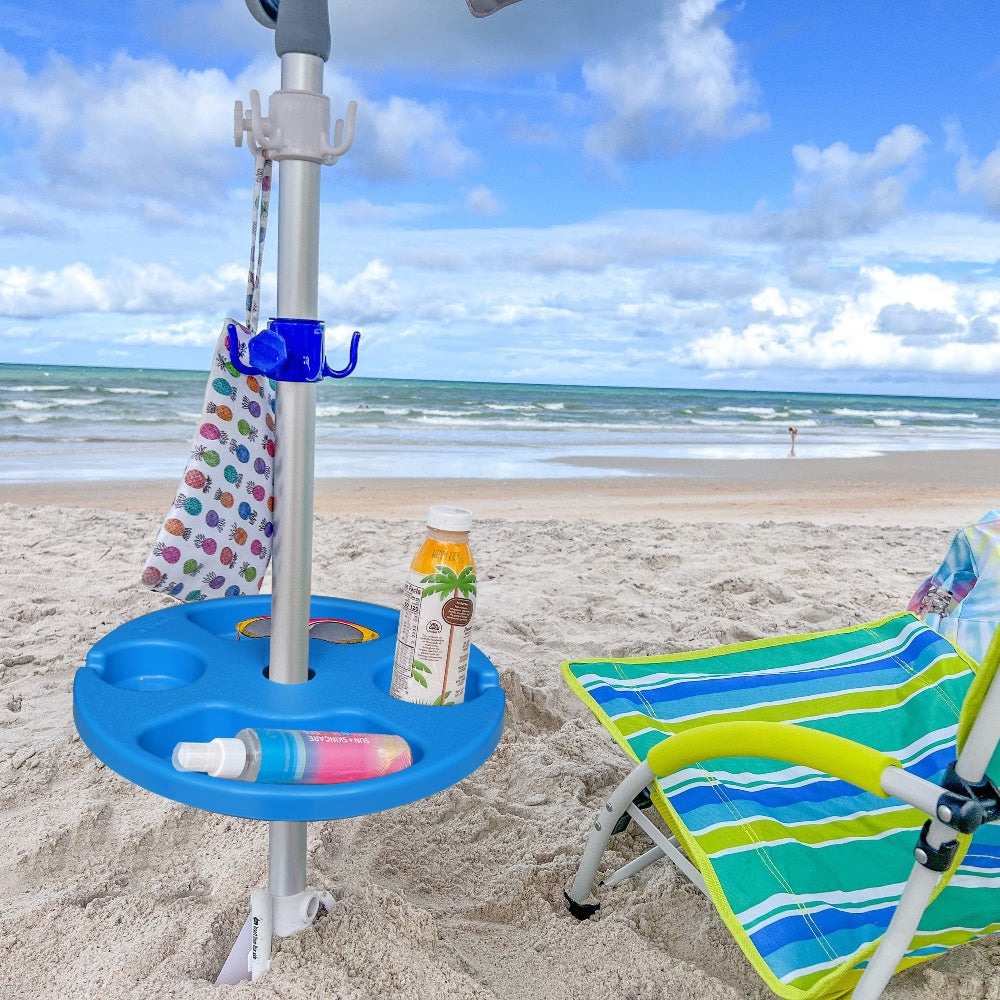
[[563, 613, 1000, 1000]]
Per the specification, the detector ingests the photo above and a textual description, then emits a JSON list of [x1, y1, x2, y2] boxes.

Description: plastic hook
[[226, 321, 260, 376], [324, 101, 358, 165], [323, 330, 361, 379]]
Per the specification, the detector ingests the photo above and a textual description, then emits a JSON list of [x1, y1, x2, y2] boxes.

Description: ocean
[[2, 362, 999, 482]]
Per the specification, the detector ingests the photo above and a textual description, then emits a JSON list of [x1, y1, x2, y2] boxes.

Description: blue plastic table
[[73, 596, 505, 821]]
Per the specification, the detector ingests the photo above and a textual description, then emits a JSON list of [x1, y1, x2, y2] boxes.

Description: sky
[[1, 0, 1000, 396]]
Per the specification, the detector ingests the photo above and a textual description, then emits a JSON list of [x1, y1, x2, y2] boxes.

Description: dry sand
[[1, 459, 998, 999]]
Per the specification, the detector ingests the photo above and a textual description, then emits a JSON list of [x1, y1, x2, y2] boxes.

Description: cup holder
[[98, 642, 206, 691]]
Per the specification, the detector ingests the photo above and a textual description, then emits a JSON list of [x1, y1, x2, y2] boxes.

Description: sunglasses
[[236, 616, 380, 644]]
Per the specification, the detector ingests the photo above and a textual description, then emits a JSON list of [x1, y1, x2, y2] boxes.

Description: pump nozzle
[[172, 738, 247, 779]]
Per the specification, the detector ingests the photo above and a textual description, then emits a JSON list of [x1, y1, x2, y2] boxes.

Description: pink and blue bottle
[[172, 727, 412, 784]]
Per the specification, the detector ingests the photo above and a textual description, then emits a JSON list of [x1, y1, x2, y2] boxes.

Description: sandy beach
[[1, 452, 998, 999]]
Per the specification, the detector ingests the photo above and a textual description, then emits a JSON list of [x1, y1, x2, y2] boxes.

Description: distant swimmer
[[788, 426, 798, 458]]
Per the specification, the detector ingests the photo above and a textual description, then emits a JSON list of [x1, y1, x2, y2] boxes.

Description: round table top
[[73, 595, 505, 821]]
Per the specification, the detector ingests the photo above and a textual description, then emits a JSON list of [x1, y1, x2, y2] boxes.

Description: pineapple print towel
[[141, 320, 277, 601]]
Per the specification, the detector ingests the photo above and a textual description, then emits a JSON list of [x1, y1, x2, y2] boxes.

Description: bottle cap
[[427, 505, 472, 532], [172, 737, 247, 779]]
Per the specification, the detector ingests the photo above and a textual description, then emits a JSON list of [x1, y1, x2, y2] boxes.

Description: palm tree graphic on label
[[410, 565, 477, 706]]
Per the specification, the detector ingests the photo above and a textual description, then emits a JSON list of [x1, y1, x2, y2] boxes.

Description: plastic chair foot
[[564, 890, 600, 920]]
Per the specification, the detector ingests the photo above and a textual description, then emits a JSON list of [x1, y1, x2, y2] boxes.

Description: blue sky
[[2, 0, 1000, 396]]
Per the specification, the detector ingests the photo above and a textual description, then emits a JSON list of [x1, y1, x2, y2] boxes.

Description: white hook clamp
[[235, 88, 357, 165]]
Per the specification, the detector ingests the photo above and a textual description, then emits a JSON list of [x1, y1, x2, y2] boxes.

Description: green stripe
[[695, 805, 927, 857]]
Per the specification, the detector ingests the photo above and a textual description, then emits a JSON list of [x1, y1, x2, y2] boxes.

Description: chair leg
[[600, 845, 665, 888], [565, 760, 656, 918]]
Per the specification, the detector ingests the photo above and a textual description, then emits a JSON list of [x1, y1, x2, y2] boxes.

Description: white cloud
[[466, 185, 503, 216], [672, 265, 1000, 375], [485, 303, 580, 326], [345, 92, 476, 180], [494, 243, 611, 273], [582, 0, 767, 162], [0, 46, 476, 220], [646, 264, 762, 301], [0, 261, 240, 318], [954, 140, 1000, 216], [120, 320, 223, 348], [0, 47, 247, 211], [747, 125, 928, 243], [0, 195, 71, 239], [318, 260, 399, 324], [876, 303, 960, 343]]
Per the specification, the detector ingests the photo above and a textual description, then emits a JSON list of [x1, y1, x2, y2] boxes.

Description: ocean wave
[[105, 387, 170, 396], [688, 418, 769, 428], [831, 408, 979, 420], [717, 406, 783, 416], [316, 404, 416, 418], [0, 384, 72, 392], [10, 397, 107, 411]]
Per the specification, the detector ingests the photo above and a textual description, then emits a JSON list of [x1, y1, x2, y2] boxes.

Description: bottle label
[[391, 561, 476, 706], [253, 728, 411, 783]]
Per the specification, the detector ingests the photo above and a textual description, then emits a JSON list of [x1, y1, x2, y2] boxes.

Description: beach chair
[[562, 613, 1000, 1000]]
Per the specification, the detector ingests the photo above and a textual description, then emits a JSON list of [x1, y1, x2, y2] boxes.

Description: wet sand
[[4, 447, 997, 525]]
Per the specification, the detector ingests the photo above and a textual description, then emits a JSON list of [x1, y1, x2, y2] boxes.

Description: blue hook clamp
[[227, 318, 360, 382]]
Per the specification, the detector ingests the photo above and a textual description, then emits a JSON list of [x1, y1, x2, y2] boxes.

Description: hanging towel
[[141, 321, 277, 601]]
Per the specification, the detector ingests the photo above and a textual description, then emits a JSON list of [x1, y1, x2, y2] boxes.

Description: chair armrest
[[646, 721, 900, 797]]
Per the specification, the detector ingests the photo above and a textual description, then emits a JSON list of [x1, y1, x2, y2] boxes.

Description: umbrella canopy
[[467, 0, 525, 16]]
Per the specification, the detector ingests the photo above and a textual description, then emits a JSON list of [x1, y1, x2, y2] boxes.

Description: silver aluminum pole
[[268, 49, 324, 902]]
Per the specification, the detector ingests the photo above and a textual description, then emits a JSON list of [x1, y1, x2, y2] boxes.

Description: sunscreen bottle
[[390, 505, 476, 706], [172, 728, 412, 783]]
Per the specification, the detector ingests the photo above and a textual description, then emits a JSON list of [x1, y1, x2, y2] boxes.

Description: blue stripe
[[584, 632, 957, 722], [660, 744, 955, 822], [668, 742, 951, 809], [752, 905, 896, 979]]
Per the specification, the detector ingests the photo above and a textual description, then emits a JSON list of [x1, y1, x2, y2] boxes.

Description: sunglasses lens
[[238, 617, 271, 638], [236, 617, 376, 642], [309, 620, 368, 643]]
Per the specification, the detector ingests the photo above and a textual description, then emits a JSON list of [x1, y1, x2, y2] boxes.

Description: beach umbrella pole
[[267, 46, 323, 910], [230, 0, 350, 979]]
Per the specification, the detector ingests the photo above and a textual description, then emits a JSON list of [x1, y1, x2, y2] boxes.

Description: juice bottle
[[390, 506, 476, 706]]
